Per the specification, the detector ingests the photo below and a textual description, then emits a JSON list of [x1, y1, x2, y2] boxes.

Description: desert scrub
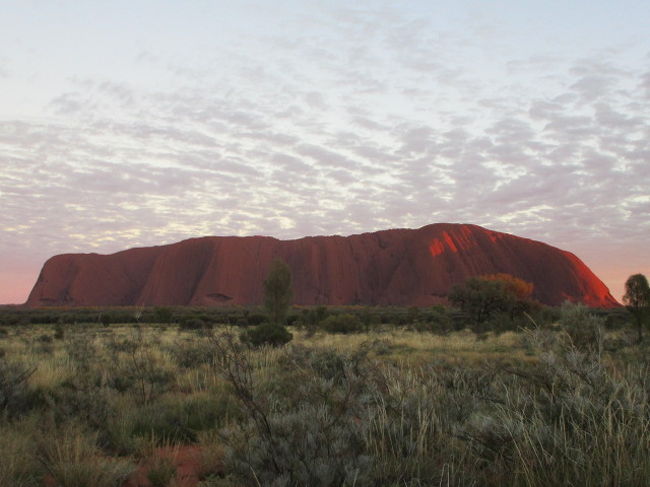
[[319, 313, 364, 334], [0, 420, 41, 486], [104, 329, 175, 404], [128, 392, 236, 445], [558, 301, 605, 354], [210, 333, 379, 486], [146, 456, 176, 487], [208, 326, 650, 486], [0, 357, 35, 418], [0, 318, 648, 486], [448, 326, 650, 486], [240, 323, 293, 347], [38, 423, 134, 487], [170, 337, 217, 368]]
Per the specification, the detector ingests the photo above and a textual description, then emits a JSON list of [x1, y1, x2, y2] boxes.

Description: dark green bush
[[37, 383, 115, 429], [152, 307, 173, 324], [240, 323, 292, 347], [409, 306, 454, 333], [245, 313, 266, 326], [130, 400, 197, 444], [37, 333, 53, 343], [0, 359, 35, 418], [130, 394, 235, 445], [559, 302, 605, 354], [53, 324, 65, 340], [147, 457, 176, 487], [319, 313, 363, 334], [300, 306, 329, 327], [171, 341, 215, 368], [212, 338, 378, 486], [179, 317, 212, 331]]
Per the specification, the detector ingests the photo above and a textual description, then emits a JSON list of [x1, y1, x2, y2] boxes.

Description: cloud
[[1, 2, 648, 303]]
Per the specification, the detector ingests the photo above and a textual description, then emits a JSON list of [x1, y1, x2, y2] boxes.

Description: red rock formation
[[25, 223, 619, 307]]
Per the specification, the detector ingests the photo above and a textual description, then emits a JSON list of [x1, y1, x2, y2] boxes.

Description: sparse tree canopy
[[623, 273, 650, 342], [482, 273, 534, 300], [449, 274, 536, 324], [264, 258, 293, 326]]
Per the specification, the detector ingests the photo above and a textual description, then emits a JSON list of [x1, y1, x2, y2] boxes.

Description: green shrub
[[147, 457, 176, 487], [54, 324, 66, 340], [240, 323, 292, 347], [171, 340, 215, 368], [37, 333, 53, 343], [65, 333, 97, 373], [130, 401, 197, 444], [0, 359, 35, 418], [38, 424, 134, 487], [129, 394, 233, 445], [300, 306, 329, 327], [212, 338, 378, 486], [179, 317, 211, 331], [559, 301, 605, 354], [245, 313, 266, 326], [319, 313, 363, 334], [0, 423, 40, 486], [152, 307, 174, 324]]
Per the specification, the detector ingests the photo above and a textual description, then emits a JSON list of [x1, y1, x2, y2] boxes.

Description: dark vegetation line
[[0, 272, 647, 486]]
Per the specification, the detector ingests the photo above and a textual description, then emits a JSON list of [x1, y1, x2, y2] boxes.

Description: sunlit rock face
[[26, 223, 619, 307]]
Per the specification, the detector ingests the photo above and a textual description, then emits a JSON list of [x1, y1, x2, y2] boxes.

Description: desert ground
[[1, 304, 648, 486]]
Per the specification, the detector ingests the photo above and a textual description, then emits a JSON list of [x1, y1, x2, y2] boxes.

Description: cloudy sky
[[1, 0, 648, 304]]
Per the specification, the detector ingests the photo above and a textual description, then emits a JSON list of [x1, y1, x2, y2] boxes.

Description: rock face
[[26, 223, 619, 307]]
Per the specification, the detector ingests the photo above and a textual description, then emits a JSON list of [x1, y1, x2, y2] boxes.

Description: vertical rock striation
[[26, 223, 619, 307]]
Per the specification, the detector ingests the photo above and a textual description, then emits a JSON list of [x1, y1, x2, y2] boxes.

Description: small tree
[[449, 277, 508, 324], [623, 273, 650, 342], [240, 259, 294, 348], [264, 258, 293, 326], [483, 273, 535, 320], [449, 274, 536, 324]]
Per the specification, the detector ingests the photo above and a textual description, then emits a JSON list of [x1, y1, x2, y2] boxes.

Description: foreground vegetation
[[0, 301, 648, 486]]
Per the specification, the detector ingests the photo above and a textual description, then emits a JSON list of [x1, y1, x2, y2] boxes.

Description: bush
[[450, 274, 537, 325], [147, 457, 176, 487], [39, 383, 115, 430], [240, 323, 292, 347], [211, 338, 378, 486], [300, 306, 329, 327], [320, 313, 363, 334], [54, 324, 66, 340], [179, 318, 210, 331], [0, 359, 35, 418], [38, 424, 134, 487], [559, 302, 605, 354], [38, 333, 53, 343], [409, 306, 454, 333], [0, 423, 40, 486], [171, 340, 216, 368], [152, 307, 174, 324], [245, 313, 266, 326], [128, 394, 236, 445]]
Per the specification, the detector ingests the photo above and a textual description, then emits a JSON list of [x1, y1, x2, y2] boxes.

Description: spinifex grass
[[0, 308, 647, 486]]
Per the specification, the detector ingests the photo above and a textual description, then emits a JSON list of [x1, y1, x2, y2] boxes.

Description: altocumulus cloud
[[0, 2, 648, 303]]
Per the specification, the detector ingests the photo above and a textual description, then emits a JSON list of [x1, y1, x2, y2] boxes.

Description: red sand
[[43, 446, 222, 487], [123, 446, 221, 487], [26, 223, 619, 308]]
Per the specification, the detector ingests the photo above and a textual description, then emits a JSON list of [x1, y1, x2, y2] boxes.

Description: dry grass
[[0, 312, 647, 486], [292, 327, 533, 364]]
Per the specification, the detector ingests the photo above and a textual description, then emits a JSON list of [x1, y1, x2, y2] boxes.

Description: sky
[[1, 0, 648, 304]]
